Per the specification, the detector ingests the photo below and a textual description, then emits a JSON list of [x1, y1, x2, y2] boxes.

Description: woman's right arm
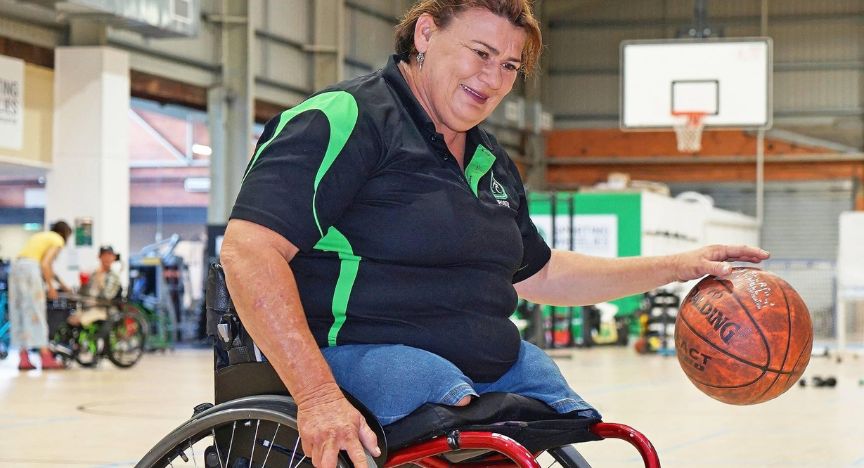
[[41, 246, 61, 300], [220, 219, 379, 468]]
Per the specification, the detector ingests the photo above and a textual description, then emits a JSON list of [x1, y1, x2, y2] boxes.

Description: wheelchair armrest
[[206, 263, 258, 367], [205, 263, 234, 338]]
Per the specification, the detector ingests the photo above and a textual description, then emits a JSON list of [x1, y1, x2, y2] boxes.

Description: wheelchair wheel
[[547, 444, 592, 468], [51, 324, 97, 368], [107, 311, 147, 368], [73, 326, 102, 368], [136, 399, 360, 468]]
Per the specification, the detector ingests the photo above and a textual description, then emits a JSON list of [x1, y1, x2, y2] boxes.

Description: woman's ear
[[413, 13, 436, 53]]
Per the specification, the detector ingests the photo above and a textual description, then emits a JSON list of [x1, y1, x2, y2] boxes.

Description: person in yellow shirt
[[9, 221, 72, 370]]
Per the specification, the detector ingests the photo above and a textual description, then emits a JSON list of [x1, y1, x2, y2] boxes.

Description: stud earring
[[417, 52, 425, 71]]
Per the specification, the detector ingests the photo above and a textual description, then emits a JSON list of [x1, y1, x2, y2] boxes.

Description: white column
[[45, 47, 129, 285], [207, 0, 253, 224]]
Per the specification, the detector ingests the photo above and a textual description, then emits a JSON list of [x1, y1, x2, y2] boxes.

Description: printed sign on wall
[[0, 55, 24, 150], [533, 214, 619, 258]]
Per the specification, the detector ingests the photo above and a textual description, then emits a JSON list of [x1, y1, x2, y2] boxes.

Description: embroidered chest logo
[[490, 172, 510, 207]]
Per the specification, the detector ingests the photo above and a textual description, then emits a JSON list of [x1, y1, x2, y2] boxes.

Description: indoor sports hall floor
[[2, 346, 862, 467]]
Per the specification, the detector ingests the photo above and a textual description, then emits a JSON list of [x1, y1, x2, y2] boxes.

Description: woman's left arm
[[514, 244, 769, 307]]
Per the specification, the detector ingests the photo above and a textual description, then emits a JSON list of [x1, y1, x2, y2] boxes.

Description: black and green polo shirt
[[231, 54, 551, 382]]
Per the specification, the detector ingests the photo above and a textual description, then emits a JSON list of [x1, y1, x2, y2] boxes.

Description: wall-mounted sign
[[532, 214, 619, 258], [0, 55, 24, 151], [75, 217, 93, 247]]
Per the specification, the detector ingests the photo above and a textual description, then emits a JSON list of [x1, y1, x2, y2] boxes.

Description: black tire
[[548, 445, 593, 468], [136, 397, 368, 468], [107, 311, 147, 368]]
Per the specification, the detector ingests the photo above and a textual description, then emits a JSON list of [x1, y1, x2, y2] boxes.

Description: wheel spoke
[[288, 436, 300, 468], [292, 455, 307, 468], [211, 428, 225, 468], [189, 439, 196, 466], [260, 423, 280, 467], [225, 421, 236, 465], [249, 419, 260, 467]]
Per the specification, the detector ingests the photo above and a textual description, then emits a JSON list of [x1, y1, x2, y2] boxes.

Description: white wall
[[0, 225, 32, 259]]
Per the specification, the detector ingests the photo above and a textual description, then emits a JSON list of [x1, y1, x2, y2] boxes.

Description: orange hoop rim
[[671, 111, 708, 126]]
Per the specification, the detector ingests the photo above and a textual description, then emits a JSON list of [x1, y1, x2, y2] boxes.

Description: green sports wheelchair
[[136, 264, 660, 468]]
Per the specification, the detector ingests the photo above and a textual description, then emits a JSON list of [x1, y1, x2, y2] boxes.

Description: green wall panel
[[526, 191, 643, 315]]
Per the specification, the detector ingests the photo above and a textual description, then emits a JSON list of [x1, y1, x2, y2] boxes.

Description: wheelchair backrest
[[206, 263, 289, 403]]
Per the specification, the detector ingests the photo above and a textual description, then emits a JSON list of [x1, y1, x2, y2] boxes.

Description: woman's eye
[[503, 63, 518, 72], [475, 49, 489, 60]]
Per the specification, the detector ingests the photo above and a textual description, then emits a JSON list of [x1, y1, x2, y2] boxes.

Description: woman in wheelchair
[[157, 1, 770, 467]]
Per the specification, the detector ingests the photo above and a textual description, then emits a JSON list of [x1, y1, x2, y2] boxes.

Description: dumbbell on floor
[[798, 376, 837, 388]]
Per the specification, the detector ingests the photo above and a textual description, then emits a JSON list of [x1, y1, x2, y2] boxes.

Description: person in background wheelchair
[[67, 245, 122, 328], [220, 1, 771, 467]]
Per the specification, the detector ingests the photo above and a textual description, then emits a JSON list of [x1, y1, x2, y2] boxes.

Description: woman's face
[[418, 9, 526, 134]]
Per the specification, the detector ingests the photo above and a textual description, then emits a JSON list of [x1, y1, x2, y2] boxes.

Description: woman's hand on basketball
[[671, 244, 770, 282], [296, 388, 380, 468]]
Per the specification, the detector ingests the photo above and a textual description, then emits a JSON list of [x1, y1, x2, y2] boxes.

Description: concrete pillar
[[523, 0, 549, 189], [68, 18, 108, 46], [207, 0, 253, 224], [46, 47, 130, 284], [312, 0, 344, 89]]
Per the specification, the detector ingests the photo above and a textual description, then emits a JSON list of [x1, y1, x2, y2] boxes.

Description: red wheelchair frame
[[386, 422, 659, 467]]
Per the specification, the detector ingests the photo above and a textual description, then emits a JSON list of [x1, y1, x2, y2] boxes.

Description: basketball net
[[672, 112, 707, 153]]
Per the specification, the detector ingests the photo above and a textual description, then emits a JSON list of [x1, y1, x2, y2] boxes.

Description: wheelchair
[[48, 293, 148, 368], [136, 265, 660, 467]]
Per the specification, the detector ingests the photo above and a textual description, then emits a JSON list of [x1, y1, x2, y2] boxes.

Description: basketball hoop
[[672, 112, 707, 153]]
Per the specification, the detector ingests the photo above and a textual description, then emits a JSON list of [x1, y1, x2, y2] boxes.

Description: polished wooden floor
[[1, 345, 862, 467]]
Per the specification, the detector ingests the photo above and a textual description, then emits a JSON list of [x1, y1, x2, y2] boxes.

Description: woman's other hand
[[296, 384, 380, 468]]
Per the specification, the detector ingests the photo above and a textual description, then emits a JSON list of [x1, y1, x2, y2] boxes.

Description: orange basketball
[[674, 267, 813, 405]]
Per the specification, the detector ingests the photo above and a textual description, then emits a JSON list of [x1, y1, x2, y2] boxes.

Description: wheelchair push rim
[[136, 405, 371, 468]]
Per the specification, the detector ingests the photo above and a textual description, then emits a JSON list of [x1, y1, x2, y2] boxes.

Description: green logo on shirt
[[490, 172, 509, 200]]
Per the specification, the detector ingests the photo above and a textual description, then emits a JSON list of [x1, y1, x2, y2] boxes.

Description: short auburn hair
[[394, 0, 542, 76]]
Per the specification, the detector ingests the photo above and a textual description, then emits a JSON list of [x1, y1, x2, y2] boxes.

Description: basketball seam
[[774, 333, 812, 393], [719, 279, 772, 369], [749, 285, 794, 403], [679, 313, 766, 388], [679, 296, 788, 372]]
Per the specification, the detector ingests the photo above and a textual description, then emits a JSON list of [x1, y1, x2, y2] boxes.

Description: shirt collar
[[382, 54, 438, 137], [381, 54, 496, 161]]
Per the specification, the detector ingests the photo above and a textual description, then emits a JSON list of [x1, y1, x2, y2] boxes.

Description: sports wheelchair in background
[[47, 293, 148, 368], [136, 265, 660, 467]]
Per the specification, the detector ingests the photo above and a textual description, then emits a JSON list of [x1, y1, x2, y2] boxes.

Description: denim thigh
[[321, 344, 478, 425], [475, 341, 601, 419], [322, 341, 600, 426]]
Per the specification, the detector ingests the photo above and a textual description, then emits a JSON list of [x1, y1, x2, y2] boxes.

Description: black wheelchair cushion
[[383, 392, 602, 454]]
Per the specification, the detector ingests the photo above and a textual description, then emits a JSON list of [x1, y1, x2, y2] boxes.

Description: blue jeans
[[321, 340, 600, 425]]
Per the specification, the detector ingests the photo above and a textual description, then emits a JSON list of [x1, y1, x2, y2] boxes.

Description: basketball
[[674, 267, 813, 405]]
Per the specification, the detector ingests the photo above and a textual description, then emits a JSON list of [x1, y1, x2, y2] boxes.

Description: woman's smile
[[460, 83, 489, 104]]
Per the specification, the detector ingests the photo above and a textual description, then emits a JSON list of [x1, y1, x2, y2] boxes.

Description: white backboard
[[838, 212, 864, 290], [620, 38, 772, 130]]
